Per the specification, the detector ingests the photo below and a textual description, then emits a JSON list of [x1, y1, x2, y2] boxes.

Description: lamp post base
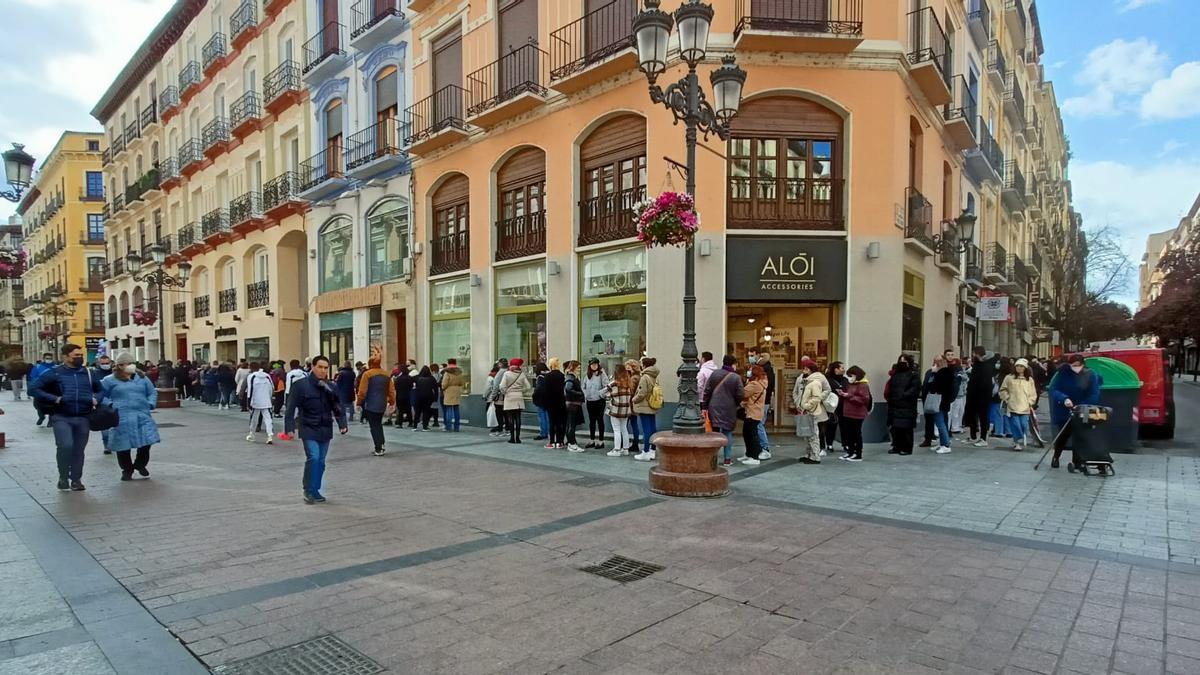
[[647, 431, 730, 498], [156, 387, 180, 409]]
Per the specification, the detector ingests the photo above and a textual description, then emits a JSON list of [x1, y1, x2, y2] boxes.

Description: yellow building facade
[[16, 132, 107, 361], [93, 0, 311, 364]]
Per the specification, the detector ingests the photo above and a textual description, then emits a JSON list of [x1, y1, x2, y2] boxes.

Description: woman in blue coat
[[100, 353, 161, 481], [1048, 353, 1102, 468]]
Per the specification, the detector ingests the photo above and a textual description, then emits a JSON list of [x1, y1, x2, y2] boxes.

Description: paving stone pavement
[[0, 385, 1199, 674]]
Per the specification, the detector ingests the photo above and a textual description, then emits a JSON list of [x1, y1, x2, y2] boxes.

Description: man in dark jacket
[[335, 362, 357, 422], [355, 358, 394, 456], [30, 343, 101, 491], [392, 368, 415, 429], [285, 355, 348, 504], [886, 358, 921, 455], [1048, 354, 1102, 469], [966, 346, 999, 446]]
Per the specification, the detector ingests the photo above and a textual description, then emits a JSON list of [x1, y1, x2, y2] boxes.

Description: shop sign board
[[726, 237, 848, 302], [978, 295, 1009, 321]]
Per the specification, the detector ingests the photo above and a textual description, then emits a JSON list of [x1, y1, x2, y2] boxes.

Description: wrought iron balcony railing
[[159, 157, 179, 183], [111, 133, 125, 155], [139, 101, 157, 128], [159, 85, 180, 113], [231, 0, 258, 41], [229, 191, 263, 224], [549, 0, 636, 82], [201, 209, 230, 239], [173, 302, 186, 324], [578, 185, 644, 245], [246, 280, 269, 308], [179, 61, 202, 91], [1004, 161, 1026, 197], [264, 60, 301, 103], [944, 75, 977, 128], [467, 42, 549, 117], [218, 287, 238, 313], [230, 90, 262, 130], [202, 117, 231, 151], [178, 138, 203, 170], [978, 118, 1004, 172], [405, 85, 467, 145], [346, 118, 407, 170], [302, 22, 345, 74], [193, 295, 210, 318], [987, 40, 1006, 75], [351, 0, 403, 39], [727, 177, 844, 230], [964, 244, 984, 281], [907, 6, 952, 89], [985, 241, 1008, 278], [1004, 70, 1026, 127], [125, 120, 141, 143], [968, 0, 991, 39], [177, 222, 198, 249], [495, 211, 547, 262], [263, 171, 302, 210], [905, 187, 935, 251], [299, 146, 344, 191], [202, 33, 228, 71], [733, 0, 864, 39], [430, 230, 469, 276]]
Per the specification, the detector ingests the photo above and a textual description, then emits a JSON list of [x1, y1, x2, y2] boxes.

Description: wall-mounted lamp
[[866, 241, 881, 260], [265, 310, 275, 317], [547, 261, 561, 276], [469, 274, 482, 287], [233, 315, 242, 322], [205, 320, 214, 326], [746, 317, 756, 324], [699, 238, 712, 257]]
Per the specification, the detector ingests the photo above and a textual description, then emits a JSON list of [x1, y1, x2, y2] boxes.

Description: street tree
[[1135, 234, 1200, 372], [1044, 224, 1133, 348], [1081, 301, 1135, 344]]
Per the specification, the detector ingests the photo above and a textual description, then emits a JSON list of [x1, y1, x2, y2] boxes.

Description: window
[[579, 247, 647, 375], [90, 303, 104, 328], [902, 270, 925, 358], [367, 199, 409, 284], [375, 65, 398, 121], [496, 263, 548, 375], [319, 217, 353, 292], [430, 278, 471, 390], [86, 214, 104, 241], [253, 248, 269, 282], [87, 140, 100, 152], [86, 172, 103, 197]]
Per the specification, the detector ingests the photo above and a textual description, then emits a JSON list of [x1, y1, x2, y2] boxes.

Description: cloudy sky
[[2, 0, 1198, 306]]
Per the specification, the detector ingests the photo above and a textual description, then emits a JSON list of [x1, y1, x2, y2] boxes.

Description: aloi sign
[[726, 237, 848, 302]]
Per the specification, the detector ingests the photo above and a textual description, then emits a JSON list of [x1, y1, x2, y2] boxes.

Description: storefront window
[[431, 278, 471, 390], [496, 263, 547, 374], [580, 248, 647, 375], [320, 311, 354, 367], [367, 199, 408, 284], [902, 270, 925, 363], [244, 337, 270, 364], [319, 217, 353, 293]]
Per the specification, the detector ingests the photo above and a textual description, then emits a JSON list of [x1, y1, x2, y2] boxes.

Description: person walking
[[1048, 354, 1102, 468], [30, 344, 100, 490], [280, 359, 308, 439], [356, 357, 395, 455], [886, 356, 921, 456], [582, 359, 609, 449], [631, 357, 662, 461], [270, 361, 286, 417], [100, 353, 160, 481], [335, 362, 357, 423], [755, 350, 776, 460], [564, 360, 585, 452], [999, 357, 1036, 451], [837, 366, 872, 462], [822, 361, 848, 456], [245, 362, 276, 444], [739, 365, 768, 465], [605, 364, 635, 456], [703, 355, 743, 467], [440, 359, 464, 432], [5, 356, 30, 401], [91, 355, 115, 455], [285, 355, 348, 504], [393, 366, 415, 429], [793, 358, 829, 465], [30, 352, 56, 426], [498, 358, 531, 444], [413, 366, 440, 431], [542, 358, 567, 449], [926, 355, 957, 454], [966, 346, 999, 446]]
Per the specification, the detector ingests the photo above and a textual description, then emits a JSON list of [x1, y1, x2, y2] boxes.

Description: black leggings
[[841, 417, 864, 457], [820, 417, 839, 450], [116, 445, 150, 473], [586, 400, 606, 441], [566, 406, 582, 445], [743, 418, 762, 459], [966, 392, 991, 440], [548, 406, 567, 445], [507, 410, 523, 441]]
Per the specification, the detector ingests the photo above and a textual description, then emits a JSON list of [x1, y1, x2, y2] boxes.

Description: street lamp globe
[[633, 0, 674, 78], [954, 208, 978, 247], [149, 242, 167, 266], [674, 0, 714, 66], [2, 143, 35, 191], [178, 260, 193, 283], [710, 55, 747, 123], [66, 300, 78, 313], [126, 249, 144, 275]]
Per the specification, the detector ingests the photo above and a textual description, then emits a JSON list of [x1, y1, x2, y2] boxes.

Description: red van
[[1087, 344, 1175, 439]]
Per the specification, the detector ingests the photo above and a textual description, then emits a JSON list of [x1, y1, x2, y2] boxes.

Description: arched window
[[135, 154, 144, 177], [119, 291, 130, 325], [151, 141, 160, 165], [324, 99, 344, 173], [319, 217, 353, 292], [366, 199, 408, 284], [243, 56, 258, 94], [374, 65, 398, 122], [133, 286, 145, 311], [214, 83, 227, 118]]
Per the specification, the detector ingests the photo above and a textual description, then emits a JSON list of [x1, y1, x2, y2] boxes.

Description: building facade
[[16, 132, 107, 361], [92, 0, 312, 364], [1139, 227, 1175, 310], [0, 216, 26, 360], [299, 0, 413, 368]]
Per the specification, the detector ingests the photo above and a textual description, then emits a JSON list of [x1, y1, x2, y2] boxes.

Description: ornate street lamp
[[933, 208, 979, 255], [2, 143, 36, 203], [634, 0, 746, 497], [128, 246, 190, 406]]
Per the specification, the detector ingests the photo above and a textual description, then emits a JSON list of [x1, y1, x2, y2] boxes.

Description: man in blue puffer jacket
[[28, 352, 56, 426], [30, 343, 101, 491], [285, 355, 348, 505], [1048, 353, 1102, 469]]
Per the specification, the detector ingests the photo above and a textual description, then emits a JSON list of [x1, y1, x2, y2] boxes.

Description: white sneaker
[[606, 448, 629, 457], [759, 450, 772, 460], [568, 444, 585, 453], [634, 450, 656, 462], [742, 457, 761, 466], [1014, 443, 1023, 451], [972, 439, 988, 447], [819, 449, 827, 457], [246, 433, 254, 442], [936, 446, 952, 454]]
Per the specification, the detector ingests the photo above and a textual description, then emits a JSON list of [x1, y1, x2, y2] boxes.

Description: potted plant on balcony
[[37, 328, 55, 340], [633, 191, 700, 248], [132, 308, 157, 326]]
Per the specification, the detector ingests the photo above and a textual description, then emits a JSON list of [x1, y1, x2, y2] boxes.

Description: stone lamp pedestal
[[156, 387, 180, 409], [647, 431, 730, 498]]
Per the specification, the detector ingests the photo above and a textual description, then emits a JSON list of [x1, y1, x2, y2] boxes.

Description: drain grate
[[156, 422, 186, 428], [581, 555, 665, 583], [562, 475, 612, 488], [211, 635, 384, 675]]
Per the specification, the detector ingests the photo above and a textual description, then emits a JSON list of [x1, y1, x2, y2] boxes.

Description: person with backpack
[[837, 365, 872, 462], [30, 343, 101, 490], [631, 357, 662, 462], [563, 360, 586, 452], [738, 365, 769, 465], [542, 358, 567, 449], [793, 358, 830, 465]]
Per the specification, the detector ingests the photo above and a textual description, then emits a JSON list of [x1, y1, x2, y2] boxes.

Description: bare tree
[[1045, 224, 1133, 348]]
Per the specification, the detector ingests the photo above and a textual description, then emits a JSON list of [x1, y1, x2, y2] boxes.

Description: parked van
[[1087, 343, 1175, 439]]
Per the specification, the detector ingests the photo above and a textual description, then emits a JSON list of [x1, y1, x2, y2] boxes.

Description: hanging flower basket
[[0, 249, 25, 279], [132, 308, 157, 326], [634, 191, 700, 248], [38, 328, 55, 340]]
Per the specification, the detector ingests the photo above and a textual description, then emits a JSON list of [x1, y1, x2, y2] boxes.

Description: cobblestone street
[[1, 381, 1200, 673]]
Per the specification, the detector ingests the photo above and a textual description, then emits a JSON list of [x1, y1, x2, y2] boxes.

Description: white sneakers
[[935, 446, 952, 454], [972, 438, 988, 447], [246, 433, 254, 442], [633, 450, 656, 462], [606, 448, 630, 457], [819, 449, 828, 457], [739, 457, 761, 466], [567, 444, 585, 453], [266, 438, 273, 445], [760, 450, 772, 460]]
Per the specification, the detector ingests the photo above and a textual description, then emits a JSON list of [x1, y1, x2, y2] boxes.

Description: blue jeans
[[51, 415, 91, 481], [719, 429, 734, 461], [638, 413, 657, 451], [302, 439, 330, 496], [1008, 413, 1030, 444], [933, 411, 951, 448], [756, 404, 771, 450], [443, 405, 461, 431], [536, 406, 549, 437], [629, 415, 641, 447]]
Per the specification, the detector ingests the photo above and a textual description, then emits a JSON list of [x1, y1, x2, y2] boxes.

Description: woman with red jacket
[[838, 365, 873, 462]]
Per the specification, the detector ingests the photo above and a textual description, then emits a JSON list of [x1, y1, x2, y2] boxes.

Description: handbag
[[923, 393, 942, 414], [85, 371, 119, 432], [486, 404, 499, 428]]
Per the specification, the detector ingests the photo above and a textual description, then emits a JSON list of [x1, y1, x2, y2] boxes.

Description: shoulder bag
[[86, 370, 120, 432]]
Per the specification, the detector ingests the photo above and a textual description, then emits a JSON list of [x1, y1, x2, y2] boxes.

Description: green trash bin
[[1049, 357, 1142, 453]]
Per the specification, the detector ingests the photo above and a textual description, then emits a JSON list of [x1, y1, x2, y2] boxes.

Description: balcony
[[430, 230, 469, 277], [111, 193, 125, 216], [1027, 244, 1042, 279], [299, 145, 349, 200], [111, 257, 127, 277], [264, 60, 303, 115], [246, 280, 269, 309], [125, 119, 141, 145], [350, 0, 406, 52], [346, 118, 408, 179], [159, 157, 182, 191], [967, 0, 991, 48], [139, 101, 158, 131], [79, 187, 105, 202], [904, 187, 935, 256], [218, 288, 238, 313], [263, 171, 307, 220], [79, 232, 105, 246], [549, 0, 637, 94], [178, 138, 204, 177], [202, 117, 231, 159], [496, 212, 547, 262], [126, 168, 160, 204], [193, 295, 210, 319], [1026, 174, 1041, 218], [178, 222, 200, 251], [404, 85, 469, 155], [80, 276, 104, 293], [369, 259, 409, 284], [986, 41, 1006, 89], [1007, 254, 1029, 293], [179, 61, 202, 99], [173, 302, 186, 324], [263, 0, 288, 18], [1003, 71, 1026, 130], [202, 32, 228, 76], [467, 43, 550, 128], [1002, 161, 1026, 212], [230, 0, 260, 50], [578, 185, 644, 246], [102, 147, 113, 166], [302, 22, 348, 84], [937, 236, 961, 271], [159, 86, 181, 121], [964, 118, 1004, 185], [727, 177, 844, 230], [201, 208, 231, 243], [943, 75, 978, 151], [985, 242, 1008, 283], [229, 191, 265, 233], [964, 244, 984, 286], [230, 90, 262, 139], [733, 0, 863, 53], [111, 133, 126, 158], [1005, 0, 1027, 43], [906, 7, 953, 107]]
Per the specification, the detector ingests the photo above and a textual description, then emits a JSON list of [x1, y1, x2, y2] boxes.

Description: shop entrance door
[[176, 335, 187, 361], [216, 340, 238, 363], [320, 328, 353, 368]]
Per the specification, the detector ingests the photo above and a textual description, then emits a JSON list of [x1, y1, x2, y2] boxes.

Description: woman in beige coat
[[792, 358, 829, 464], [999, 358, 1038, 451], [499, 358, 532, 444], [439, 361, 464, 432]]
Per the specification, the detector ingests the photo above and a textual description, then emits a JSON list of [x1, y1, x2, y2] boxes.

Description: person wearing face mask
[[100, 353, 160, 481], [92, 356, 116, 455], [1048, 354, 1102, 469], [30, 344, 101, 491], [837, 366, 872, 462], [29, 352, 57, 426]]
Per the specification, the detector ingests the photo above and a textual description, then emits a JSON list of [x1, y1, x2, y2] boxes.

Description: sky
[[2, 0, 1198, 307]]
